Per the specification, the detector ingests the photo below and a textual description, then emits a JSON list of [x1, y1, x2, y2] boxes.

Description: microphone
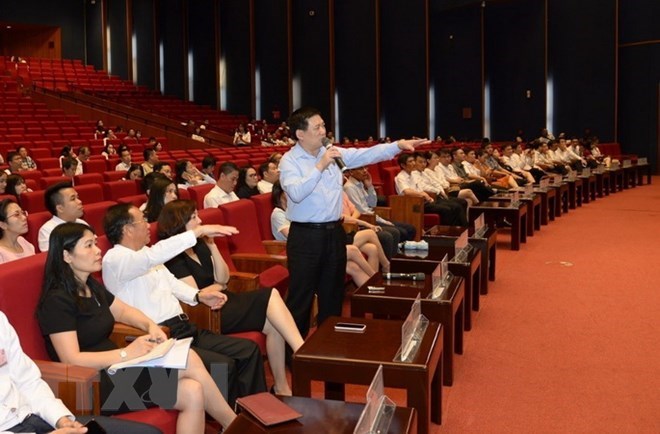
[[383, 272, 426, 281], [322, 137, 348, 172]]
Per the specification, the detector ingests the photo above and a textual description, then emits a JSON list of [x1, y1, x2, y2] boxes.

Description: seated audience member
[[413, 152, 478, 206], [94, 119, 106, 138], [482, 141, 526, 185], [144, 176, 179, 222], [233, 124, 251, 146], [101, 143, 117, 159], [115, 146, 132, 171], [257, 161, 280, 194], [0, 310, 160, 434], [500, 144, 536, 184], [103, 129, 118, 145], [147, 136, 163, 152], [123, 163, 144, 181], [201, 156, 217, 180], [61, 157, 79, 179], [555, 137, 586, 170], [514, 142, 547, 182], [5, 174, 32, 201], [344, 166, 416, 249], [0, 172, 6, 194], [153, 161, 173, 180], [204, 162, 239, 208], [58, 146, 76, 168], [4, 152, 23, 175], [141, 148, 159, 175], [466, 149, 518, 189], [268, 152, 283, 166], [158, 200, 304, 395], [395, 153, 468, 226], [270, 183, 375, 286], [175, 159, 215, 189], [37, 223, 236, 431], [437, 149, 494, 202], [38, 182, 88, 252], [17, 146, 37, 171], [75, 146, 91, 175], [235, 167, 260, 199], [101, 203, 266, 405], [423, 151, 480, 205], [341, 192, 391, 270], [0, 199, 34, 264], [123, 128, 139, 144], [536, 141, 567, 174], [191, 127, 205, 143]]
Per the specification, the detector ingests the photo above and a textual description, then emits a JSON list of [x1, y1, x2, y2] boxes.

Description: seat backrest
[[117, 194, 147, 208], [26, 211, 52, 252], [42, 168, 63, 177], [102, 180, 139, 201], [40, 176, 69, 189], [82, 201, 116, 235], [102, 170, 126, 182], [0, 253, 50, 360], [187, 184, 214, 209], [34, 157, 60, 170], [74, 173, 104, 185], [197, 207, 237, 272], [83, 159, 106, 173], [76, 184, 104, 205], [20, 189, 47, 213], [381, 166, 400, 196], [249, 192, 274, 240], [218, 199, 266, 254]]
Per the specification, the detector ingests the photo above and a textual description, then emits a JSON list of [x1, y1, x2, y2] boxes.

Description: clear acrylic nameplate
[[553, 174, 562, 185], [610, 161, 620, 170], [623, 159, 632, 168], [473, 213, 487, 238], [638, 157, 648, 165], [524, 183, 534, 196], [394, 295, 429, 363], [354, 365, 396, 434], [539, 178, 549, 190], [430, 258, 452, 300], [581, 167, 591, 177], [567, 170, 577, 182], [509, 191, 520, 208], [453, 230, 469, 262]]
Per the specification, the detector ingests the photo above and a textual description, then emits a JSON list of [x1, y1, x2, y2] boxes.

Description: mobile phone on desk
[[85, 419, 107, 434], [334, 322, 366, 333]]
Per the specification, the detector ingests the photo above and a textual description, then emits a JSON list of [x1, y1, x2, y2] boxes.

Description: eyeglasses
[[129, 219, 148, 226], [7, 209, 28, 219]]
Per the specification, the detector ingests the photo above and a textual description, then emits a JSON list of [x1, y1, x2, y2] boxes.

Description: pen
[[125, 336, 162, 343]]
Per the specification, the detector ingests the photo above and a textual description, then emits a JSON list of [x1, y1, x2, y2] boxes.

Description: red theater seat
[[74, 173, 104, 185], [82, 201, 116, 235], [187, 184, 214, 209], [102, 180, 140, 201], [20, 190, 47, 214]]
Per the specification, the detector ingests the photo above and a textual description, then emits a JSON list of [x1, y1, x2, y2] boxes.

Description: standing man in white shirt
[[203, 162, 240, 208], [279, 106, 427, 337], [37, 182, 88, 252], [257, 161, 280, 194]]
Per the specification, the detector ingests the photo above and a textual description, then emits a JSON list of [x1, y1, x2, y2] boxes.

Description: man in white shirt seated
[[204, 162, 240, 208], [394, 153, 467, 226], [38, 182, 88, 252], [257, 161, 280, 194], [0, 311, 158, 434], [115, 146, 132, 171], [501, 144, 536, 184], [75, 146, 91, 176], [555, 137, 585, 170]]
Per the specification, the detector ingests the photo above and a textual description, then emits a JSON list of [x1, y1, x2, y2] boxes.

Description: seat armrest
[[358, 214, 376, 225], [35, 360, 100, 416], [374, 206, 391, 220], [110, 323, 170, 349], [262, 240, 286, 254], [228, 271, 260, 292], [180, 302, 221, 334], [389, 195, 425, 241], [231, 253, 287, 274]]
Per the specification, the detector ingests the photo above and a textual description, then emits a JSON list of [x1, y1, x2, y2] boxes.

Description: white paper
[[108, 337, 193, 375]]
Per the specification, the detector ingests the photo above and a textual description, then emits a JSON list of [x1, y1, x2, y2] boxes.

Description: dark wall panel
[[485, 0, 545, 141], [158, 0, 185, 99], [219, 0, 252, 116], [619, 0, 660, 43], [0, 0, 85, 60], [430, 3, 482, 141], [254, 0, 289, 122], [188, 0, 217, 108], [549, 0, 615, 141], [334, 0, 377, 141], [132, 0, 156, 89], [85, 1, 104, 69], [107, 0, 128, 80], [291, 0, 331, 122], [380, 0, 427, 139]]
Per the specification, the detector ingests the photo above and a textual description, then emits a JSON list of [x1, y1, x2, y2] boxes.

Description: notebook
[[236, 392, 303, 426]]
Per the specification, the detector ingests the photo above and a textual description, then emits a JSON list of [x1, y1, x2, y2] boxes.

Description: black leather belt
[[159, 313, 189, 327], [291, 220, 342, 230]]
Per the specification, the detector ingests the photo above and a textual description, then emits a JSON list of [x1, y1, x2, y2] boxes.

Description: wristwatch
[[119, 349, 128, 360], [194, 291, 201, 303]]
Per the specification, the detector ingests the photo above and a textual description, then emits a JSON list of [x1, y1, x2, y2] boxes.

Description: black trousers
[[460, 181, 495, 202], [425, 197, 468, 226], [7, 414, 161, 434], [286, 222, 347, 338]]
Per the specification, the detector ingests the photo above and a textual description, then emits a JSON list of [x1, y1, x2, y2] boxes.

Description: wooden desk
[[531, 188, 555, 224], [423, 224, 497, 291], [622, 165, 637, 189], [351, 273, 465, 386], [635, 163, 652, 185], [293, 317, 443, 434], [468, 201, 528, 250], [594, 171, 611, 197], [391, 245, 481, 330], [607, 168, 624, 192], [566, 178, 583, 208], [578, 175, 596, 203], [226, 396, 417, 434], [548, 182, 568, 216], [489, 193, 540, 237]]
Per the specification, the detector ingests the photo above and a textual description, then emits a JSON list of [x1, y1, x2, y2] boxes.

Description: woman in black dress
[[36, 223, 236, 433], [157, 200, 304, 395]]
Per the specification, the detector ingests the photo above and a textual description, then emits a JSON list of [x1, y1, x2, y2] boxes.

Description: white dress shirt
[[257, 180, 274, 194], [0, 312, 72, 432], [115, 161, 131, 172], [38, 216, 89, 252], [203, 185, 239, 209], [394, 170, 420, 195], [102, 231, 200, 324]]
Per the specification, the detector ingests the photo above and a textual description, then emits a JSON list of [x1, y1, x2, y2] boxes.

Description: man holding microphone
[[279, 107, 429, 337]]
